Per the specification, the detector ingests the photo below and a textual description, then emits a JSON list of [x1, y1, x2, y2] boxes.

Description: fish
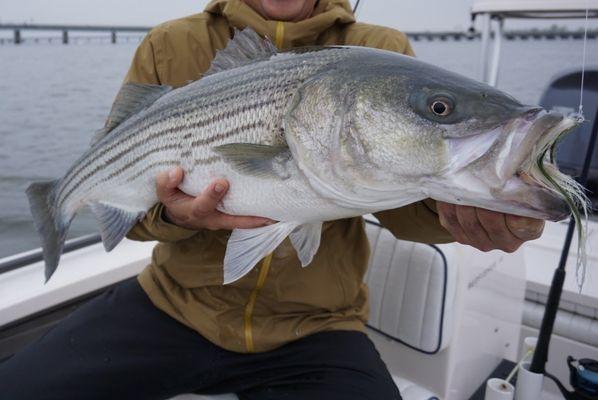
[[26, 28, 587, 284]]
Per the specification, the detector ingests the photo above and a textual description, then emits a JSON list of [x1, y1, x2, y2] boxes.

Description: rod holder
[[516, 362, 544, 400]]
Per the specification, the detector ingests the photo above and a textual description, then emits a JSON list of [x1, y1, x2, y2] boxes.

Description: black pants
[[0, 278, 401, 400]]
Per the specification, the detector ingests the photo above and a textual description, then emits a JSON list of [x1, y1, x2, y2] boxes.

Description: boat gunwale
[[0, 234, 101, 276]]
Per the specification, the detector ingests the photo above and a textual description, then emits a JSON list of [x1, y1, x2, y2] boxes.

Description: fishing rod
[[352, 0, 361, 14]]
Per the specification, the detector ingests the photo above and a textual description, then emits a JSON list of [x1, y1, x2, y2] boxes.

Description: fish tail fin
[[26, 180, 71, 282]]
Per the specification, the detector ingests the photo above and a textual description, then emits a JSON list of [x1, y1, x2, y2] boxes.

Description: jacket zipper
[[275, 21, 285, 49], [243, 253, 273, 352], [243, 21, 283, 353]]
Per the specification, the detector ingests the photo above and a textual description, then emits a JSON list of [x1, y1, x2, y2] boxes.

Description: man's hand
[[156, 167, 275, 230], [436, 201, 545, 253]]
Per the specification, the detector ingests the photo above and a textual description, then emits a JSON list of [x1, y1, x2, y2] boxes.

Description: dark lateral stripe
[[129, 74, 296, 142], [60, 72, 294, 195], [185, 155, 222, 175], [133, 82, 290, 143], [60, 94, 280, 192], [125, 161, 180, 183], [120, 72, 298, 143], [193, 155, 221, 165], [102, 143, 181, 183], [58, 118, 266, 209], [59, 143, 181, 208], [124, 155, 222, 183], [190, 120, 265, 147], [58, 128, 172, 203], [184, 100, 275, 140], [60, 57, 316, 193], [57, 97, 279, 204]]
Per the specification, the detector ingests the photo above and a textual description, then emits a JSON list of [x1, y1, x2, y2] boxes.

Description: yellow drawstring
[[243, 253, 273, 352], [275, 21, 285, 49]]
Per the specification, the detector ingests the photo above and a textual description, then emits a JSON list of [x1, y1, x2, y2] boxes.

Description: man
[[0, 0, 544, 399]]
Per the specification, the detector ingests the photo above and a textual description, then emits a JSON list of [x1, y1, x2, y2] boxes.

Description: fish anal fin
[[90, 202, 145, 252], [289, 222, 323, 267], [92, 82, 172, 145], [223, 221, 299, 284]]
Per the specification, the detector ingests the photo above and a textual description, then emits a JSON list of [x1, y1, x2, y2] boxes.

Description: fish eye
[[429, 98, 453, 116], [409, 90, 462, 124]]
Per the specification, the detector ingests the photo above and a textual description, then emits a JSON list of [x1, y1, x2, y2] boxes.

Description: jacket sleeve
[[127, 203, 197, 242], [358, 27, 454, 244], [123, 31, 162, 85], [373, 200, 453, 244], [122, 31, 198, 242]]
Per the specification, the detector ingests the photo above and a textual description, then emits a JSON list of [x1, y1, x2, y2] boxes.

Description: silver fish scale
[[56, 47, 352, 219]]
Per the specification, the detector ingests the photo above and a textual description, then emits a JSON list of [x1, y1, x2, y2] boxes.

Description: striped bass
[[27, 28, 586, 284]]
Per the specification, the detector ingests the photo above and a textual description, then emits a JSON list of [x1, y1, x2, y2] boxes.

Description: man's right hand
[[156, 167, 275, 231]]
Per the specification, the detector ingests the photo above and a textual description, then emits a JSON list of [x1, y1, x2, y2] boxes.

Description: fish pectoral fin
[[213, 143, 292, 179], [223, 221, 299, 284], [89, 202, 145, 252], [91, 82, 172, 145], [289, 222, 322, 267]]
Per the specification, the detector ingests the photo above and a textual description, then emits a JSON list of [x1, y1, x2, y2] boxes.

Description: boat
[[1, 1, 597, 399]]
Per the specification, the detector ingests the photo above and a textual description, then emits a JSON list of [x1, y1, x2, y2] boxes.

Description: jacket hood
[[205, 0, 356, 48]]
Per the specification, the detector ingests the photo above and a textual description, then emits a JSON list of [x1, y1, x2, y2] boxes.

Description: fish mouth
[[435, 108, 584, 221], [495, 108, 569, 181], [493, 172, 570, 221], [492, 109, 584, 221]]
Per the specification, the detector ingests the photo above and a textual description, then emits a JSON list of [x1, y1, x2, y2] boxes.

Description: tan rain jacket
[[125, 0, 454, 353]]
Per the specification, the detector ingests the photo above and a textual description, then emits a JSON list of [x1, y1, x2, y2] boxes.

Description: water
[[0, 43, 136, 258], [0, 39, 597, 259]]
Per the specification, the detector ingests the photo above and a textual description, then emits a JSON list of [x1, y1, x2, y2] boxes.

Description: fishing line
[[576, 0, 591, 292], [578, 1, 590, 116]]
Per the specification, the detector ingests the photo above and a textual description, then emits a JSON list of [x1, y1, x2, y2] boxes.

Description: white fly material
[[519, 113, 590, 292]]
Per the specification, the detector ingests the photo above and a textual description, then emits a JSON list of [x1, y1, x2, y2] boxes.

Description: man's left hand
[[436, 201, 545, 253]]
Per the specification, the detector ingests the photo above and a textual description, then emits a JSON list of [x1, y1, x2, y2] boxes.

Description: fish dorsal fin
[[204, 28, 277, 77], [92, 82, 172, 145]]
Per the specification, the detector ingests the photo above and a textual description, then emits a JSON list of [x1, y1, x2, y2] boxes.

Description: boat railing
[[0, 234, 101, 275]]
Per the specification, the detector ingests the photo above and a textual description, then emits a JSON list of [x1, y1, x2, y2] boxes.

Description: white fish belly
[[182, 159, 356, 222]]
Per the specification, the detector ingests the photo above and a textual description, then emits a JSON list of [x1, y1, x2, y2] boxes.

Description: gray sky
[[0, 0, 594, 31]]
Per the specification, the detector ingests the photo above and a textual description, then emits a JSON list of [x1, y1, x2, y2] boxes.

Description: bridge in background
[[0, 23, 151, 44], [0, 23, 596, 45]]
